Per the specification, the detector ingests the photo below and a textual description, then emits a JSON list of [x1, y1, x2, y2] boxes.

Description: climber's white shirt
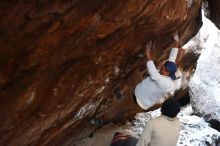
[[134, 48, 178, 110]]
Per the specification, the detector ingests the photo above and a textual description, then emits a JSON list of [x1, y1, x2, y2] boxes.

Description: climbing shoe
[[90, 119, 105, 127], [114, 87, 124, 99]]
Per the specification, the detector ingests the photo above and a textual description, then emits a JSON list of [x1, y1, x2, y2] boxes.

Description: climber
[[131, 32, 185, 109], [90, 33, 185, 127], [136, 98, 181, 146], [133, 40, 179, 110]]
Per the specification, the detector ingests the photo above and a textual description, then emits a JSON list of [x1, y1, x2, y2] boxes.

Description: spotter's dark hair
[[161, 99, 180, 118]]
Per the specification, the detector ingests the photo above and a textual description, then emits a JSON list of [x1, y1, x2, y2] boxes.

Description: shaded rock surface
[[0, 0, 210, 146], [203, 0, 220, 29]]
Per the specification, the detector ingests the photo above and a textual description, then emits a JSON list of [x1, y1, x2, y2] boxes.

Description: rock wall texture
[[203, 0, 220, 29], [0, 0, 203, 146], [189, 14, 220, 122], [190, 44, 220, 121]]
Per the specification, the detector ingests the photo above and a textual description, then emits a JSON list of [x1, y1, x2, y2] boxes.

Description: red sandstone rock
[[0, 0, 205, 145], [203, 0, 220, 29]]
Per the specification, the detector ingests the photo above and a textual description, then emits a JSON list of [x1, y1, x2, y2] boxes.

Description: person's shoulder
[[148, 116, 165, 127], [159, 75, 175, 84], [150, 116, 164, 123]]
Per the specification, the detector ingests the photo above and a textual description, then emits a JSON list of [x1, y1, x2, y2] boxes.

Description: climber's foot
[[90, 119, 105, 127], [114, 87, 124, 99]]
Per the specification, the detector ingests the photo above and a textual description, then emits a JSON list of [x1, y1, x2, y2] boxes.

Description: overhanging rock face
[[0, 1, 202, 146], [203, 0, 220, 29]]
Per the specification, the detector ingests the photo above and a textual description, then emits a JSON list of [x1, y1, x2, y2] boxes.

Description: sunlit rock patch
[[189, 12, 220, 121]]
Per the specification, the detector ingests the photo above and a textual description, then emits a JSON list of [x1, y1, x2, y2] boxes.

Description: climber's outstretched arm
[[172, 32, 185, 65], [145, 42, 161, 80], [146, 41, 154, 61]]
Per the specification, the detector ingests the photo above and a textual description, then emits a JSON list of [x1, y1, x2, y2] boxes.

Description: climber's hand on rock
[[146, 41, 155, 60], [174, 32, 179, 42], [174, 32, 180, 47]]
